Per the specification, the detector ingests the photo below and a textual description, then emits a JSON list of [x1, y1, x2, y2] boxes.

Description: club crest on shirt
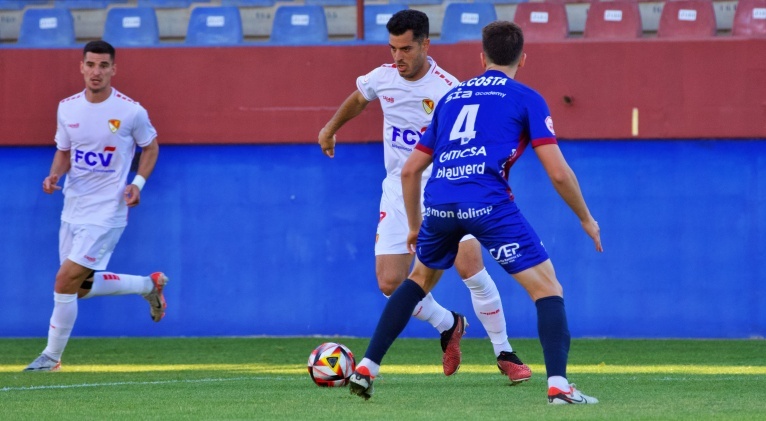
[[422, 99, 435, 114], [108, 119, 121, 133]]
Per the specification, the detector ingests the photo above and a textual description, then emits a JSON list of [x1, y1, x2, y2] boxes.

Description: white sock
[[463, 268, 512, 356], [81, 272, 153, 299], [548, 375, 570, 391], [412, 293, 454, 333], [358, 358, 380, 377], [43, 292, 78, 361]]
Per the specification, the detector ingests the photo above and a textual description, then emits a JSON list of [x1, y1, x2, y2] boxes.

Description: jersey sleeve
[[54, 104, 70, 151], [132, 105, 158, 147], [526, 91, 558, 148], [355, 66, 383, 102]]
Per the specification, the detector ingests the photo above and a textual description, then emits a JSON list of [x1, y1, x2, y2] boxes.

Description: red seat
[[732, 0, 766, 37], [584, 1, 643, 39], [513, 2, 569, 40], [657, 0, 716, 38]]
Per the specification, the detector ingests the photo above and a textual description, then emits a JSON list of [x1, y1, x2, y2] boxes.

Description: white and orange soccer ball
[[307, 342, 356, 387]]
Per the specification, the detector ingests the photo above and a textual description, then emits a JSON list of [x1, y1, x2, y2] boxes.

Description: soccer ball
[[307, 342, 356, 387]]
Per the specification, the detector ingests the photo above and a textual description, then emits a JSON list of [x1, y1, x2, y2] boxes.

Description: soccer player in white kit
[[318, 10, 531, 382], [24, 41, 168, 372]]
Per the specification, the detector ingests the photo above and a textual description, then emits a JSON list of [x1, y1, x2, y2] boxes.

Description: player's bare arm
[[318, 90, 370, 158], [535, 144, 603, 252], [401, 148, 433, 253], [43, 149, 71, 194], [124, 138, 159, 208]]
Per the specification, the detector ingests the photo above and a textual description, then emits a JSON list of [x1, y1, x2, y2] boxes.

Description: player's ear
[[480, 52, 487, 69], [518, 53, 527, 68], [422, 37, 430, 51]]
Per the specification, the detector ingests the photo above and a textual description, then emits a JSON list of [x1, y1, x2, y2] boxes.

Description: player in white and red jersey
[[318, 10, 531, 382], [25, 41, 169, 372]]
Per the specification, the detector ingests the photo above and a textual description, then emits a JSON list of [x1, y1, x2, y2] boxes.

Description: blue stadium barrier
[[270, 5, 328, 45], [473, 0, 528, 4], [305, 0, 356, 5], [221, 0, 276, 6], [185, 6, 243, 45], [389, 0, 443, 5], [440, 2, 497, 43], [0, 0, 48, 10], [18, 8, 75, 47], [1, 141, 764, 339], [54, 0, 128, 9], [136, 0, 209, 8], [364, 4, 407, 43], [103, 6, 160, 47]]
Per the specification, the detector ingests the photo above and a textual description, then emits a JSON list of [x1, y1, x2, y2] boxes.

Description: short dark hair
[[83, 40, 115, 61], [481, 21, 524, 66], [386, 9, 429, 42]]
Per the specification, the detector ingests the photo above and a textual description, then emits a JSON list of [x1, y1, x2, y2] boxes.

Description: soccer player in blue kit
[[349, 21, 603, 404]]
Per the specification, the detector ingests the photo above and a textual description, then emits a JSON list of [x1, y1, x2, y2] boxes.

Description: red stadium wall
[[1, 38, 764, 146]]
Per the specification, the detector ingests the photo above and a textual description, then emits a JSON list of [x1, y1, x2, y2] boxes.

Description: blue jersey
[[415, 70, 557, 206]]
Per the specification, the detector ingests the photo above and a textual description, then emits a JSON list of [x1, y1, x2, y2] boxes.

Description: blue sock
[[535, 295, 570, 379], [364, 279, 426, 364]]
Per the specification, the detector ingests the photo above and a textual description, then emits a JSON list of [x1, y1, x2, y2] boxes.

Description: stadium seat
[[584, 1, 642, 39], [270, 5, 328, 45], [137, 0, 210, 8], [102, 7, 159, 46], [221, 0, 276, 6], [364, 4, 407, 43], [185, 6, 243, 45], [0, 0, 49, 10], [512, 2, 568, 41], [732, 0, 766, 37], [18, 8, 76, 47], [305, 0, 356, 5], [54, 0, 128, 9], [657, 0, 716, 38], [440, 3, 497, 43]]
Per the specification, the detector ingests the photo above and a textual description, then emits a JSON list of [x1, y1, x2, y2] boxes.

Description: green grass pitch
[[1, 338, 764, 420]]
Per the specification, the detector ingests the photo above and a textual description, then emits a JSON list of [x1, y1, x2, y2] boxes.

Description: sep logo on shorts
[[489, 243, 521, 265]]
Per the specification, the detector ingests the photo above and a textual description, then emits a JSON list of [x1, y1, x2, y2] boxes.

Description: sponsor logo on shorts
[[424, 205, 492, 219], [84, 255, 97, 262], [489, 243, 521, 265], [67, 123, 80, 129]]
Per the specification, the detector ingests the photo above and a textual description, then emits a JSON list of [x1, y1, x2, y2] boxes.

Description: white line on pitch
[[0, 376, 299, 392]]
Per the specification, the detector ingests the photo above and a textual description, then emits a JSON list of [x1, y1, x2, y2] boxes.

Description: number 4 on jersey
[[449, 104, 479, 145]]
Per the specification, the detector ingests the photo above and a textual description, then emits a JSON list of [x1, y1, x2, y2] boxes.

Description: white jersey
[[356, 57, 458, 182], [54, 88, 157, 228]]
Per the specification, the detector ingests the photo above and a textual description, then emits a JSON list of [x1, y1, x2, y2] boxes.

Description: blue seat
[[54, 0, 128, 9], [440, 3, 497, 43], [0, 0, 49, 10], [270, 5, 328, 45], [137, 0, 210, 8], [185, 6, 242, 45], [304, 0, 355, 5], [364, 4, 407, 43], [103, 7, 159, 46], [473, 0, 527, 4], [18, 8, 75, 47], [221, 0, 276, 6]]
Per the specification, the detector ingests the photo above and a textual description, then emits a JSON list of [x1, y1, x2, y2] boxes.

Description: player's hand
[[406, 229, 419, 254], [124, 184, 141, 207], [42, 174, 62, 194], [581, 218, 603, 252], [318, 128, 336, 158]]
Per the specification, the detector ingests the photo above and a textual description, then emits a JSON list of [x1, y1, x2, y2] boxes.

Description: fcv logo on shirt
[[74, 146, 116, 167]]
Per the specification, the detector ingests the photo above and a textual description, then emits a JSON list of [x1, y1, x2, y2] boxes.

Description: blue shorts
[[416, 201, 549, 275]]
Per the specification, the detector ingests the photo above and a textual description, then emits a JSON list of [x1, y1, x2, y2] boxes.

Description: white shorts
[[59, 222, 125, 270], [375, 177, 474, 255]]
